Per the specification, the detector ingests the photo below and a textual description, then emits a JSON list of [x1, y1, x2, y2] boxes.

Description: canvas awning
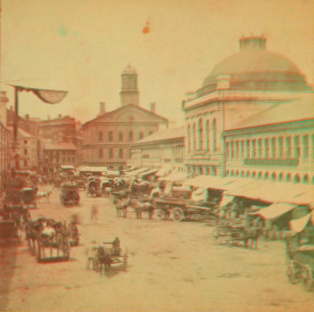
[[286, 186, 314, 206], [289, 213, 312, 233], [220, 195, 234, 207], [156, 167, 172, 177], [79, 166, 108, 173], [164, 171, 188, 182], [257, 202, 297, 220], [191, 188, 208, 202], [125, 167, 149, 177], [183, 176, 235, 189], [140, 169, 158, 178]]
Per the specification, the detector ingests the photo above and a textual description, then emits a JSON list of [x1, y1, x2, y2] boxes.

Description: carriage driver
[[112, 237, 121, 256]]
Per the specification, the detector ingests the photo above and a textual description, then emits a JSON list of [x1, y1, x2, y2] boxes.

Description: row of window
[[98, 148, 130, 159], [187, 118, 217, 153], [98, 130, 153, 142], [47, 157, 76, 163], [226, 134, 314, 160], [45, 151, 76, 156], [225, 170, 313, 184]]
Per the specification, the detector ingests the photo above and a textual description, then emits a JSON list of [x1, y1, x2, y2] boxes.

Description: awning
[[60, 165, 75, 170], [156, 167, 172, 177], [79, 166, 107, 173], [164, 171, 188, 182], [289, 213, 312, 233], [258, 202, 297, 220], [125, 167, 149, 177], [140, 169, 158, 178], [191, 188, 207, 202], [287, 186, 314, 206], [220, 195, 234, 207], [183, 175, 235, 189]]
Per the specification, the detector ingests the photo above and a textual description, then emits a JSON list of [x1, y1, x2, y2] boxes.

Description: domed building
[[183, 35, 313, 182]]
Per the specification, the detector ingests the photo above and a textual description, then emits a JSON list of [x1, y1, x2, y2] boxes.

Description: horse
[[95, 246, 112, 274]]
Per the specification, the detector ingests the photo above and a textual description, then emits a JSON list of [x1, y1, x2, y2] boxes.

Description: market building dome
[[198, 36, 312, 96]]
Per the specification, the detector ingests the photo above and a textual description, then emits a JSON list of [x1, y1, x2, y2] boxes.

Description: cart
[[87, 239, 128, 274], [286, 236, 314, 291], [60, 184, 80, 206], [26, 220, 71, 263], [21, 187, 37, 209]]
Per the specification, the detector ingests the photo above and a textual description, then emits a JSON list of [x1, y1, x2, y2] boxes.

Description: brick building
[[81, 65, 168, 169]]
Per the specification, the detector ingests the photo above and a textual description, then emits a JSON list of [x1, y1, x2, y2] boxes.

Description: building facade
[[81, 65, 168, 169], [0, 91, 12, 190], [42, 140, 78, 173], [182, 35, 313, 178], [129, 127, 185, 171], [224, 95, 314, 185]]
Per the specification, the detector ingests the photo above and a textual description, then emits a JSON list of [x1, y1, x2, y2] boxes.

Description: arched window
[[198, 119, 203, 150], [230, 170, 234, 177], [129, 131, 133, 141], [302, 175, 309, 184], [312, 176, 314, 185], [212, 119, 217, 152], [246, 171, 250, 178], [271, 172, 276, 181], [226, 170, 229, 176], [118, 132, 123, 141], [235, 170, 239, 177], [119, 149, 123, 159], [205, 120, 210, 151], [257, 172, 262, 179], [294, 174, 300, 184], [264, 172, 269, 180], [192, 123, 196, 151], [251, 171, 256, 178], [139, 131, 144, 140], [98, 131, 103, 142], [187, 125, 191, 153], [240, 171, 244, 178], [278, 173, 283, 182], [286, 173, 291, 182]]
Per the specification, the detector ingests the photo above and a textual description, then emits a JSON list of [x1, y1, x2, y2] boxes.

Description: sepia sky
[[1, 0, 314, 126]]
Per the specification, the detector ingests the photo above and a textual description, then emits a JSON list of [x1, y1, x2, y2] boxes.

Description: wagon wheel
[[301, 265, 313, 291], [171, 208, 185, 222], [154, 209, 166, 221], [286, 261, 298, 284]]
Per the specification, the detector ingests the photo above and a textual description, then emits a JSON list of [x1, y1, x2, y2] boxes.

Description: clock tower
[[120, 64, 139, 106]]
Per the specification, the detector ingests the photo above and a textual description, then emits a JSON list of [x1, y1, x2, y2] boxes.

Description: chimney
[[48, 115, 50, 120], [58, 114, 62, 119], [100, 102, 106, 114], [150, 102, 156, 113], [25, 114, 29, 121]]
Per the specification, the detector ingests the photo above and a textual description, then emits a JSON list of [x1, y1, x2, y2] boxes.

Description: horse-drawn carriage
[[0, 187, 29, 241], [87, 178, 102, 197], [26, 218, 71, 263], [21, 187, 37, 209], [212, 219, 261, 249], [60, 183, 80, 206], [286, 235, 314, 291], [87, 238, 128, 274]]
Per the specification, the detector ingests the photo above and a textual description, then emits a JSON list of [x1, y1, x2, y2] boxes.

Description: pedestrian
[[91, 204, 98, 223]]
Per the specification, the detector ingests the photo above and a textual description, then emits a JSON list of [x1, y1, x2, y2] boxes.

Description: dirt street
[[1, 187, 313, 312]]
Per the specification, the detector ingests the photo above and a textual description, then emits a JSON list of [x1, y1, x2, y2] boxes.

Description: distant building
[[0, 91, 12, 190], [38, 115, 77, 143], [8, 127, 38, 170], [182, 35, 314, 178], [81, 65, 168, 169], [129, 126, 185, 171], [42, 140, 78, 173]]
